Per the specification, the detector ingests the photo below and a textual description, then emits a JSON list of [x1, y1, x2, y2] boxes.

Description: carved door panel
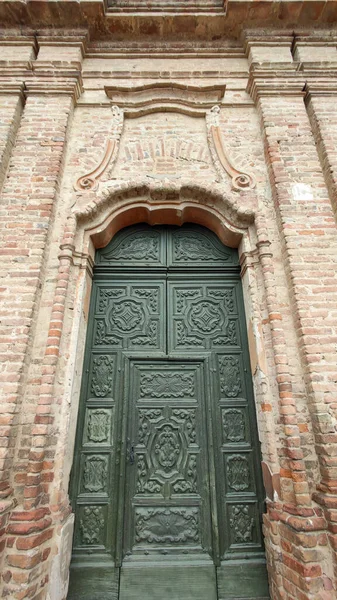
[[122, 359, 213, 561], [69, 224, 269, 600], [168, 277, 266, 566]]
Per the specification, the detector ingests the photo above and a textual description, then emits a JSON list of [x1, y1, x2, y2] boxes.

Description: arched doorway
[[68, 223, 269, 600]]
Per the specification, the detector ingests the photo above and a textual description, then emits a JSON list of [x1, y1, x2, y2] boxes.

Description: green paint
[[68, 224, 269, 599]]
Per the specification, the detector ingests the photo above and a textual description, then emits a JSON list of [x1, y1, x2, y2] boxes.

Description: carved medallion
[[108, 299, 145, 333], [155, 426, 180, 472], [188, 299, 225, 334]]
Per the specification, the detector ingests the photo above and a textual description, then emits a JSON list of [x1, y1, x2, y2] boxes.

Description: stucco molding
[[74, 106, 123, 191], [104, 82, 226, 117], [206, 105, 256, 191]]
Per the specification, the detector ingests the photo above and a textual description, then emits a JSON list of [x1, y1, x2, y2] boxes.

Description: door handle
[[127, 438, 135, 465]]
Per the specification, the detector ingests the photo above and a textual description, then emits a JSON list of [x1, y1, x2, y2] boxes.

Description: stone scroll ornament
[[206, 105, 255, 191], [74, 106, 124, 191]]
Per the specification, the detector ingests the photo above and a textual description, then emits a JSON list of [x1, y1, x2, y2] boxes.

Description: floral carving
[[133, 289, 158, 312], [213, 320, 238, 346], [227, 455, 250, 492], [176, 322, 201, 347], [80, 507, 105, 545], [219, 355, 241, 397], [172, 409, 196, 444], [173, 232, 231, 263], [90, 355, 114, 397], [98, 288, 124, 312], [173, 455, 197, 494], [229, 505, 255, 544], [208, 289, 235, 313], [155, 426, 180, 472], [94, 321, 120, 346], [137, 455, 161, 494], [176, 289, 199, 313], [135, 507, 199, 544], [131, 321, 157, 346], [101, 232, 160, 263], [138, 409, 162, 445], [140, 371, 194, 398]]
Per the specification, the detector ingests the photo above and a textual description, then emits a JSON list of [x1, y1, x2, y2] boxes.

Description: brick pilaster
[[0, 35, 84, 597], [247, 62, 337, 598]]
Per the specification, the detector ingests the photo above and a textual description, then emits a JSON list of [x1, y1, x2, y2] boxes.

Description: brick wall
[[0, 26, 336, 600]]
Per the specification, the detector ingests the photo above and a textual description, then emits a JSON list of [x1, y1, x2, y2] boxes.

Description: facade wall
[[0, 22, 337, 600]]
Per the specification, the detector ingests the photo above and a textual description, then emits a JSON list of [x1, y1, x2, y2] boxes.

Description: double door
[[68, 224, 269, 600]]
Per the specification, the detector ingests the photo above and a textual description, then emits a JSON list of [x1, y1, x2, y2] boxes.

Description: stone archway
[[37, 182, 281, 599]]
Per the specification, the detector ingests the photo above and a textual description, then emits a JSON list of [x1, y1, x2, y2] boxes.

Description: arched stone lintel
[[72, 180, 257, 261]]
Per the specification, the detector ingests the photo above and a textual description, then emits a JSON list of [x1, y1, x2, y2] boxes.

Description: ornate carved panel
[[134, 507, 200, 546], [93, 282, 165, 351], [77, 505, 107, 548], [169, 283, 240, 351], [168, 226, 238, 267], [135, 406, 198, 498], [228, 504, 258, 547], [140, 371, 195, 398], [96, 225, 165, 267], [90, 355, 114, 398], [83, 408, 113, 446], [218, 355, 242, 398], [225, 454, 251, 493], [222, 407, 247, 444], [81, 455, 109, 494]]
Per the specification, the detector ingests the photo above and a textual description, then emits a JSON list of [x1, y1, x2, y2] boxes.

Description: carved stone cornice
[[247, 71, 305, 103], [104, 83, 226, 118]]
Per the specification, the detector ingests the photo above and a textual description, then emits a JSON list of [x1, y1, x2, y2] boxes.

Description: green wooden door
[[68, 224, 269, 600]]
